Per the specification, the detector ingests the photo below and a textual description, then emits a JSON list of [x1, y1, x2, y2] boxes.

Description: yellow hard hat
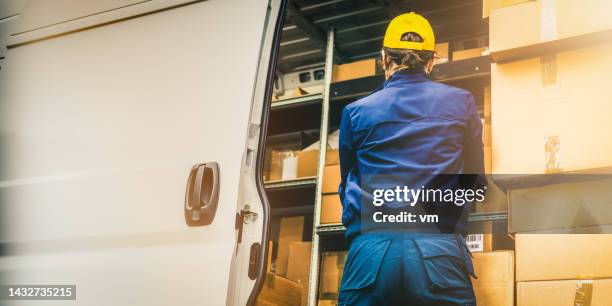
[[383, 12, 435, 51]]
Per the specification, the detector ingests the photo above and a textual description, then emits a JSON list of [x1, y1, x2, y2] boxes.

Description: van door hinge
[[235, 205, 259, 243]]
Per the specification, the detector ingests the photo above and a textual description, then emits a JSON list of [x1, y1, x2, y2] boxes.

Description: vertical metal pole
[[307, 27, 335, 306]]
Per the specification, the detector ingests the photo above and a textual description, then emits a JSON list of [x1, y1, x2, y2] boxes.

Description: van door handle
[[184, 162, 220, 226]]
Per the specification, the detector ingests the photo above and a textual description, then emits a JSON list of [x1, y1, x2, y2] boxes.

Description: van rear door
[[0, 0, 281, 305]]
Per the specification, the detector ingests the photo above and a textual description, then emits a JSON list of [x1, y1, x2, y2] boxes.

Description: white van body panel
[[0, 0, 274, 305]]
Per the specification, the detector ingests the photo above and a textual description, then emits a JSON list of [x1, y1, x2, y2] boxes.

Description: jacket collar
[[383, 69, 430, 89]]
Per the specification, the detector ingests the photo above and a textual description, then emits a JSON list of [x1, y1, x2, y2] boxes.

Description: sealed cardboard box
[[517, 279, 612, 306], [483, 86, 492, 174], [257, 273, 303, 306], [297, 150, 319, 178], [508, 177, 612, 232], [276, 217, 304, 276], [473, 176, 507, 214], [332, 58, 381, 83], [287, 242, 312, 306], [435, 42, 450, 62], [268, 150, 298, 181], [325, 149, 339, 166], [515, 234, 612, 282], [321, 194, 343, 224], [490, 0, 612, 54], [482, 0, 534, 18], [471, 251, 514, 306], [319, 252, 347, 300], [452, 47, 485, 61], [491, 42, 612, 174], [296, 149, 340, 178], [322, 164, 341, 194]]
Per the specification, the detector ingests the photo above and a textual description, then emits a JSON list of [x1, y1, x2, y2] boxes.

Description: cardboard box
[[474, 175, 507, 214], [268, 150, 298, 181], [435, 42, 450, 61], [468, 223, 515, 253], [325, 149, 339, 166], [276, 217, 304, 276], [321, 194, 343, 224], [317, 300, 336, 306], [332, 58, 381, 83], [296, 149, 340, 178], [452, 47, 485, 61], [319, 252, 347, 300], [515, 234, 612, 282], [490, 0, 612, 53], [482, 0, 534, 18], [508, 177, 612, 232], [257, 273, 303, 306], [322, 164, 341, 194], [287, 242, 312, 306], [517, 279, 612, 306], [471, 251, 514, 306], [297, 150, 319, 178], [483, 86, 492, 147], [491, 42, 612, 174], [483, 86, 492, 174]]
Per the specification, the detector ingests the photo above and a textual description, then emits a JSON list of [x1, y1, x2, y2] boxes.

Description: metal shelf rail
[[270, 93, 323, 110], [264, 177, 317, 189]]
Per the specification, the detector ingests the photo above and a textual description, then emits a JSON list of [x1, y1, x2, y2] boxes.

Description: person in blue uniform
[[337, 12, 486, 306]]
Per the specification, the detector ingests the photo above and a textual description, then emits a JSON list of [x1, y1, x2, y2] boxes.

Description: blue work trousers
[[338, 232, 476, 306]]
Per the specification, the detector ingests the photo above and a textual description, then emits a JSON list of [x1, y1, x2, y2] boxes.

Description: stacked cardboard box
[[257, 273, 303, 306], [482, 0, 533, 18], [318, 251, 347, 304], [490, 42, 612, 175], [286, 242, 312, 306], [271, 217, 315, 306], [489, 0, 612, 55], [257, 241, 303, 306], [266, 150, 298, 182], [452, 47, 486, 61], [515, 234, 612, 306], [489, 0, 612, 174], [276, 217, 305, 276], [332, 58, 381, 83], [488, 0, 612, 232], [471, 251, 515, 306], [321, 150, 342, 224]]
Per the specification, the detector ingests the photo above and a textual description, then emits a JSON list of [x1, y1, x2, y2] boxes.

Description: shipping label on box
[[467, 234, 485, 252]]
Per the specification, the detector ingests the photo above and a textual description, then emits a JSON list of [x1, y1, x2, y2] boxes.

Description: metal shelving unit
[[264, 2, 497, 305]]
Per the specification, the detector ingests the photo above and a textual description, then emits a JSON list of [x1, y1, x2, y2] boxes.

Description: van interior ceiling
[[258, 0, 495, 305]]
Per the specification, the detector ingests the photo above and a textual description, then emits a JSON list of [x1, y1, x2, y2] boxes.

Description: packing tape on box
[[540, 0, 557, 42], [574, 280, 593, 306]]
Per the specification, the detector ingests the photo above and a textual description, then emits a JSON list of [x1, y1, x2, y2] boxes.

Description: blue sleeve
[[338, 107, 357, 203]]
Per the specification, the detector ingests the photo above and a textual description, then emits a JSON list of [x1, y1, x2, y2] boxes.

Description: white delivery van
[[0, 0, 284, 305]]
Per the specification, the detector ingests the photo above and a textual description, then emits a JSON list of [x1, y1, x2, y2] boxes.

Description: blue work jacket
[[338, 70, 486, 239]]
